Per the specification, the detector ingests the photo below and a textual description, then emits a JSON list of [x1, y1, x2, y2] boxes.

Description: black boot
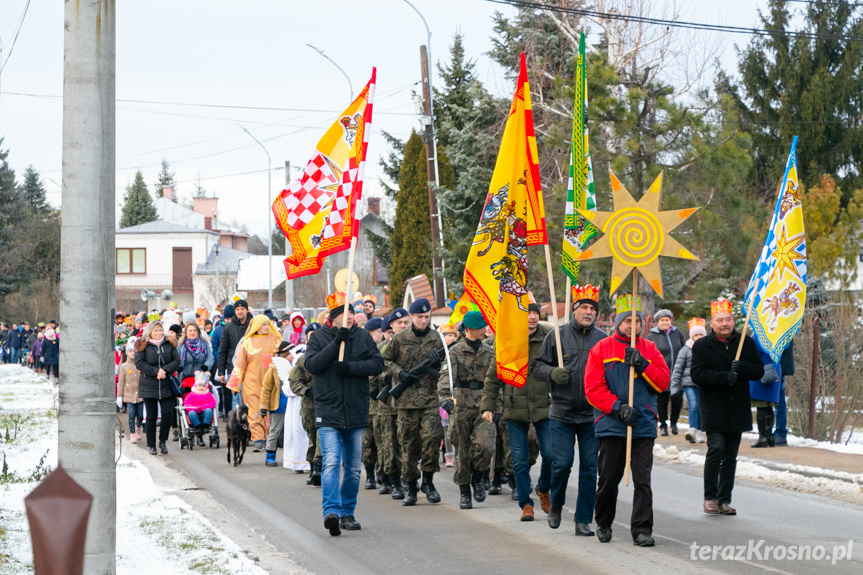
[[488, 470, 503, 495], [402, 481, 418, 506], [364, 466, 376, 489], [459, 484, 473, 509], [311, 459, 322, 486], [472, 470, 487, 503], [765, 409, 776, 447], [378, 474, 392, 494], [420, 471, 441, 503], [483, 470, 491, 491], [390, 474, 404, 499], [375, 463, 383, 486], [751, 408, 770, 448]]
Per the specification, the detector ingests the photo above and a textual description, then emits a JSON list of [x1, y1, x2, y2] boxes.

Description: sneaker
[[324, 513, 341, 536], [685, 428, 696, 443], [634, 533, 655, 547], [696, 430, 706, 443], [520, 504, 535, 521], [339, 515, 362, 530], [252, 440, 264, 452], [535, 487, 551, 513]]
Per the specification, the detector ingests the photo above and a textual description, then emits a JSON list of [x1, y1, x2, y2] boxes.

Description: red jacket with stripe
[[584, 332, 670, 438]]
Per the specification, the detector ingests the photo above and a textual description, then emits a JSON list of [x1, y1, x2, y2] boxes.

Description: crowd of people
[[3, 285, 794, 545]]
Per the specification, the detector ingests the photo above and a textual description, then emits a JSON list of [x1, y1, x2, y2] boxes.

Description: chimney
[[162, 186, 173, 201], [204, 217, 212, 231], [367, 197, 380, 216]]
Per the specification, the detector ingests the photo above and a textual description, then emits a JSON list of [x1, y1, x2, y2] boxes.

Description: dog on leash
[[226, 404, 251, 466]]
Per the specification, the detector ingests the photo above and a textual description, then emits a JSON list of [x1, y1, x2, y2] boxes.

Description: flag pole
[[625, 268, 638, 487], [543, 244, 564, 368], [564, 277, 572, 324], [339, 236, 358, 361], [735, 275, 761, 361]]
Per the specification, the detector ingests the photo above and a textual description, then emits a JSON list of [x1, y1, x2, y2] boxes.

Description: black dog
[[226, 404, 251, 467]]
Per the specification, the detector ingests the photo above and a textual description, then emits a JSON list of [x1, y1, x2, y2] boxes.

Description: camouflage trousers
[[374, 412, 401, 476], [452, 404, 496, 486], [362, 424, 377, 469], [397, 406, 443, 483], [300, 405, 321, 463], [496, 419, 538, 476]]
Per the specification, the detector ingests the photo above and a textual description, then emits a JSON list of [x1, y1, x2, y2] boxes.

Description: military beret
[[381, 316, 392, 332], [306, 322, 322, 333], [462, 310, 487, 330], [390, 307, 409, 320], [364, 317, 383, 332], [409, 298, 431, 314]]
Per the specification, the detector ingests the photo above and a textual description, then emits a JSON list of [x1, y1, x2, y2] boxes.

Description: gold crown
[[614, 294, 641, 315], [572, 284, 600, 303], [363, 294, 378, 305], [711, 298, 733, 317], [688, 317, 706, 329], [147, 311, 161, 323], [326, 291, 347, 310]]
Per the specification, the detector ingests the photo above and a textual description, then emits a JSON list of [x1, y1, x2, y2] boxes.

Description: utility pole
[[420, 45, 445, 308], [60, 1, 116, 573], [284, 160, 294, 311]]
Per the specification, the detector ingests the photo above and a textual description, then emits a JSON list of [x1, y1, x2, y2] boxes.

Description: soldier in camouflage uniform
[[374, 310, 410, 498], [382, 299, 444, 506], [438, 311, 496, 509], [361, 318, 385, 489], [289, 322, 322, 485]]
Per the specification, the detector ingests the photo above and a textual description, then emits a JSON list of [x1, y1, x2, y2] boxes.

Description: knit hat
[[182, 310, 196, 325], [527, 303, 541, 314], [364, 317, 383, 332], [44, 328, 56, 341], [654, 309, 673, 322], [277, 341, 294, 356], [613, 294, 643, 331], [234, 299, 249, 311], [223, 304, 235, 319], [688, 324, 706, 339], [329, 305, 350, 322]]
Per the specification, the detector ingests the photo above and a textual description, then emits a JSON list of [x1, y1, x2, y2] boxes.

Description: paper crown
[[363, 294, 378, 305], [572, 284, 600, 303], [327, 291, 347, 310], [147, 311, 161, 323], [614, 294, 641, 315], [688, 317, 706, 329], [711, 298, 733, 317]]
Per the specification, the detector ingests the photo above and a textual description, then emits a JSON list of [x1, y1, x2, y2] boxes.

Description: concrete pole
[[60, 1, 116, 573], [420, 45, 445, 309], [284, 161, 294, 311]]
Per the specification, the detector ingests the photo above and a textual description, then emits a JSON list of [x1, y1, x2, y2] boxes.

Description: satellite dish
[[334, 268, 359, 294], [160, 289, 173, 301], [141, 289, 156, 302]]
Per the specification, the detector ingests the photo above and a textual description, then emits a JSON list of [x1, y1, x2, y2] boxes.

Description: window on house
[[117, 248, 146, 274]]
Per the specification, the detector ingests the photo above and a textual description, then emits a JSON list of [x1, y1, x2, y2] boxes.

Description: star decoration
[[768, 225, 805, 283], [576, 171, 700, 297]]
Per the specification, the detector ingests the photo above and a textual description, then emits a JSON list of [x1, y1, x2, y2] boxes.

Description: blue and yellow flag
[[743, 137, 807, 363]]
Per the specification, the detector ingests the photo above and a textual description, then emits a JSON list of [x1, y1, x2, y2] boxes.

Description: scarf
[[180, 337, 205, 366], [148, 337, 165, 346]]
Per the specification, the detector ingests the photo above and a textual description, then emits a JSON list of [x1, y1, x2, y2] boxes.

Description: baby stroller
[[176, 372, 221, 450]]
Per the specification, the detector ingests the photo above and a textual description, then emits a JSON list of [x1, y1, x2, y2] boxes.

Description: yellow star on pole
[[575, 171, 700, 297], [768, 224, 805, 283]]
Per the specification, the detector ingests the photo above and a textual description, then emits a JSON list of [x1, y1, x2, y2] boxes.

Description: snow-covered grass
[[0, 365, 268, 575]]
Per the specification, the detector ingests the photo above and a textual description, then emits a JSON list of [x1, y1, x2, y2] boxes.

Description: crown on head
[[363, 294, 378, 305], [614, 294, 641, 315], [688, 317, 706, 329], [572, 284, 600, 303], [327, 291, 347, 310], [711, 298, 733, 317], [147, 311, 161, 323]]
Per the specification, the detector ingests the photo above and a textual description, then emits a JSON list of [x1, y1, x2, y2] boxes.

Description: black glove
[[492, 412, 501, 425], [334, 327, 351, 343], [305, 387, 314, 400], [730, 360, 741, 374], [624, 347, 646, 372], [384, 374, 392, 386], [550, 366, 570, 385], [727, 370, 738, 384], [614, 404, 638, 426], [440, 398, 455, 414], [334, 361, 350, 376], [370, 386, 379, 399], [200, 364, 209, 372], [428, 349, 442, 365], [259, 408, 268, 417], [398, 370, 419, 385]]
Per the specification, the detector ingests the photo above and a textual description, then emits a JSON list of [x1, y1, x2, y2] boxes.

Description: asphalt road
[[137, 437, 862, 575]]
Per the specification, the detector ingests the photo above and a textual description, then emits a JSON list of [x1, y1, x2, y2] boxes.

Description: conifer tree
[[0, 139, 23, 248], [18, 166, 49, 214], [153, 159, 177, 202], [120, 171, 158, 228]]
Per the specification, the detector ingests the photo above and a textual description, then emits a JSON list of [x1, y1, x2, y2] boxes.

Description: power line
[[0, 0, 31, 73], [483, 0, 863, 42]]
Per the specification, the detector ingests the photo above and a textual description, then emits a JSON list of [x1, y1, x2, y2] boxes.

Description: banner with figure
[[744, 136, 807, 362], [463, 52, 546, 388]]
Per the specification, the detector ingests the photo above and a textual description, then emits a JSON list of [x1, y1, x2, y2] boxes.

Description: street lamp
[[306, 43, 353, 102], [238, 124, 273, 309]]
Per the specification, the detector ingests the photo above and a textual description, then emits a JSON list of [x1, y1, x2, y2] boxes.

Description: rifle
[[386, 340, 459, 401], [376, 374, 393, 403]]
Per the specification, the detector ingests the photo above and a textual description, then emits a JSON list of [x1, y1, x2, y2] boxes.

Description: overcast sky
[[0, 0, 768, 237]]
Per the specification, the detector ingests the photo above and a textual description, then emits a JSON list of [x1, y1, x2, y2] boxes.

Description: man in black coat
[[305, 296, 384, 536], [690, 298, 763, 516], [216, 299, 252, 410]]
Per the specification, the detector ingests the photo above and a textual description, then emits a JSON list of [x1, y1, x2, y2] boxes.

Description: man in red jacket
[[584, 294, 669, 547]]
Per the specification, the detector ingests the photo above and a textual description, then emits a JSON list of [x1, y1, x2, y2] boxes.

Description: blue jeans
[[318, 427, 364, 518], [188, 409, 213, 428], [549, 419, 598, 523], [127, 402, 144, 434], [10, 347, 21, 364], [684, 386, 700, 430], [507, 419, 552, 509], [774, 378, 787, 439]]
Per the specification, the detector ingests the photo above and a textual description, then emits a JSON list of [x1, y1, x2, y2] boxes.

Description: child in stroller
[[182, 371, 217, 447]]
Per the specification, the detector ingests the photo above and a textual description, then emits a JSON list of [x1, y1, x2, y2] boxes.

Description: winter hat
[[182, 310, 196, 325], [688, 324, 706, 339], [44, 329, 56, 341], [234, 299, 249, 311], [277, 341, 294, 356], [613, 295, 643, 331], [653, 309, 674, 322], [263, 309, 276, 321], [527, 303, 541, 314], [364, 317, 383, 332], [223, 304, 235, 319]]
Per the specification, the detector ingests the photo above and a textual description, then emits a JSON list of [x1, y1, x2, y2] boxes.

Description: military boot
[[364, 466, 376, 489], [311, 459, 322, 486], [472, 470, 487, 503], [483, 470, 491, 491], [459, 484, 473, 509], [402, 481, 418, 506], [488, 470, 503, 495], [390, 474, 404, 500], [420, 471, 441, 503], [378, 474, 392, 495]]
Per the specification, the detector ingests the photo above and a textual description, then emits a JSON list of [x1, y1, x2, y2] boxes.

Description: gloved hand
[[730, 360, 740, 374], [550, 366, 570, 385], [613, 404, 638, 426], [624, 347, 646, 372], [440, 398, 455, 415], [398, 370, 419, 385], [428, 350, 441, 365], [334, 361, 350, 376], [305, 387, 314, 401], [259, 408, 268, 417], [200, 364, 209, 372], [727, 370, 738, 384], [492, 412, 501, 425], [334, 327, 351, 343], [116, 397, 123, 409]]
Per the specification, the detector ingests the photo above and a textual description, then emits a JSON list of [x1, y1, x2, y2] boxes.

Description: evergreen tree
[[120, 171, 158, 228], [153, 159, 177, 202], [730, 0, 863, 201], [18, 166, 49, 214], [388, 131, 433, 305], [0, 139, 23, 249]]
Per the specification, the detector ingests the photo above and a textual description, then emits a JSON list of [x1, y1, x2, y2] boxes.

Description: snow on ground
[[0, 365, 267, 575]]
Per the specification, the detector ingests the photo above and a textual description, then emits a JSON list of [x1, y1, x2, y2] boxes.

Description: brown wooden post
[[807, 314, 820, 439]]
